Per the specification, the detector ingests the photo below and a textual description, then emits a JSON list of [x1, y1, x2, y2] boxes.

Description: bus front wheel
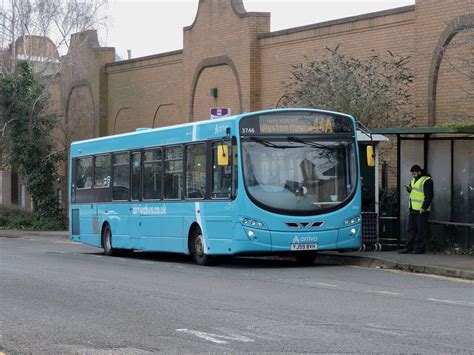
[[102, 224, 117, 256], [192, 231, 215, 266]]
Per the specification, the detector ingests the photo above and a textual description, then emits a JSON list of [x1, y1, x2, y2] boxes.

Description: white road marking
[[176, 329, 254, 344], [139, 261, 155, 265], [427, 298, 474, 307], [367, 290, 402, 296], [313, 282, 338, 287], [52, 240, 79, 245]]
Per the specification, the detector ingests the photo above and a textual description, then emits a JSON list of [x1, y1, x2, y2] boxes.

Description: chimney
[[127, 49, 132, 60]]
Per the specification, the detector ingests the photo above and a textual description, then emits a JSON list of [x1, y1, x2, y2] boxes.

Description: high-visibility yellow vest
[[409, 176, 431, 211]]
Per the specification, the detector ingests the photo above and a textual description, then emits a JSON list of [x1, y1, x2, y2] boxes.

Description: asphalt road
[[1, 235, 473, 354]]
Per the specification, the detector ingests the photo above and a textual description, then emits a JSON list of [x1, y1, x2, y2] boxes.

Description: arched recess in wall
[[113, 107, 135, 134], [152, 104, 179, 128], [427, 14, 474, 126], [189, 56, 243, 122], [65, 81, 95, 143]]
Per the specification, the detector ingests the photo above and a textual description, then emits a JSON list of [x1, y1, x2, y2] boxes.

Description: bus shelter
[[371, 127, 474, 250]]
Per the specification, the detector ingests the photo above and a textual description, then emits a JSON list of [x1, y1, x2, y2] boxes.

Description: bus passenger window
[[113, 152, 130, 200], [212, 143, 232, 199], [143, 149, 162, 200], [94, 155, 111, 188], [186, 144, 206, 199], [77, 157, 93, 189], [164, 146, 183, 199]]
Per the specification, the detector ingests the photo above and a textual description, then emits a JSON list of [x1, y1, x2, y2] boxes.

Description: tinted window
[[143, 149, 162, 200], [94, 155, 111, 188], [113, 152, 130, 200], [77, 157, 93, 189], [164, 146, 183, 199], [186, 144, 206, 199]]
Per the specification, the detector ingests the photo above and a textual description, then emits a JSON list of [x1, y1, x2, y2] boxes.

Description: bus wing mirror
[[217, 144, 229, 166], [366, 145, 375, 167]]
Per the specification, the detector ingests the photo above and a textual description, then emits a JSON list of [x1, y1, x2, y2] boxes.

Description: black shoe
[[398, 249, 412, 254], [412, 249, 425, 254]]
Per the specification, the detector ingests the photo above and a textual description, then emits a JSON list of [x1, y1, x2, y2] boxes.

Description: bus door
[[130, 151, 142, 239], [204, 141, 237, 248]]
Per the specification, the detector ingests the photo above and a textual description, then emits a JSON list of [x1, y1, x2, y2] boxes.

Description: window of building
[[186, 144, 206, 199], [113, 152, 130, 200], [94, 155, 111, 188], [143, 149, 162, 200], [77, 157, 93, 189], [164, 146, 183, 199]]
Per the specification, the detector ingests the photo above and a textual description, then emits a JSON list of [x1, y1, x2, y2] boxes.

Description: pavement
[[0, 229, 473, 280]]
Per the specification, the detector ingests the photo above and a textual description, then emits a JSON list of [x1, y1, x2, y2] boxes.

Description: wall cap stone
[[258, 5, 415, 39], [184, 0, 270, 32]]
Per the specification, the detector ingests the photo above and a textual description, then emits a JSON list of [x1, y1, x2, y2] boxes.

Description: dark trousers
[[406, 212, 430, 251]]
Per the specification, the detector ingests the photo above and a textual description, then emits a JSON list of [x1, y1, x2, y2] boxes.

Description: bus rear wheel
[[294, 252, 317, 266], [102, 225, 117, 256], [192, 231, 215, 266]]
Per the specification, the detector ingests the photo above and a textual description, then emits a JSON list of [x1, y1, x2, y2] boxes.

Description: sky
[[106, 0, 416, 60]]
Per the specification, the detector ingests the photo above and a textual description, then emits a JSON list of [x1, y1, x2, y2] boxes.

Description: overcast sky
[[106, 0, 415, 60]]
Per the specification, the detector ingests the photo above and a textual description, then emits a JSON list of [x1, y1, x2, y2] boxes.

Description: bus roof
[[70, 108, 357, 157]]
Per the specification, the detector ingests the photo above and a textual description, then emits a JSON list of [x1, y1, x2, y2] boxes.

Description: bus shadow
[[85, 250, 342, 269]]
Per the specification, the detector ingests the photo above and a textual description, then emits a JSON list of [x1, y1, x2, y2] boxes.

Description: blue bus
[[69, 108, 361, 265]]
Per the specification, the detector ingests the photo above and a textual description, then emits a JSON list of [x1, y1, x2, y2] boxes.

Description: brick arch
[[113, 107, 133, 134], [152, 103, 177, 128], [428, 14, 474, 126], [65, 80, 95, 141], [189, 56, 243, 121]]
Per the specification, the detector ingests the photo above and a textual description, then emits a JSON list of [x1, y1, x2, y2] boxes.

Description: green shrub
[[0, 206, 66, 230]]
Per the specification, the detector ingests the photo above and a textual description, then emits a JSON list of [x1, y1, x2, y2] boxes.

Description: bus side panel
[[76, 203, 101, 247], [201, 201, 234, 255], [106, 204, 131, 248]]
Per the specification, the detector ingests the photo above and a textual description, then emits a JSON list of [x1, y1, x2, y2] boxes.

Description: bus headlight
[[343, 215, 361, 226], [241, 217, 265, 229]]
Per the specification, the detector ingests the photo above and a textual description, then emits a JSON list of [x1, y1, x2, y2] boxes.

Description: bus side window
[[94, 154, 111, 188], [77, 157, 93, 189], [185, 143, 206, 199], [164, 146, 183, 199], [212, 142, 232, 199], [143, 149, 162, 200], [112, 152, 130, 201]]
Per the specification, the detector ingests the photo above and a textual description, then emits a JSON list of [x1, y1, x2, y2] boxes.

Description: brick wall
[[105, 51, 184, 134]]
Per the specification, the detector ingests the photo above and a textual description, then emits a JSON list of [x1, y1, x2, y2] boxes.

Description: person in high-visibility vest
[[399, 165, 434, 254]]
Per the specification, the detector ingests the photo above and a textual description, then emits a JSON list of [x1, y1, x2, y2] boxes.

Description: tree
[[280, 46, 415, 128], [0, 0, 108, 75], [0, 0, 108, 220], [0, 61, 63, 228]]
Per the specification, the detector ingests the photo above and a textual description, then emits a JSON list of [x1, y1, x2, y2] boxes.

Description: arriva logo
[[293, 236, 318, 243]]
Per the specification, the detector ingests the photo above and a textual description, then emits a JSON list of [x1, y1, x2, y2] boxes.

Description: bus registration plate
[[291, 243, 317, 251]]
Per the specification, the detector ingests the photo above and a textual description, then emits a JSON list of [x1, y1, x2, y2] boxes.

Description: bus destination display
[[240, 112, 353, 135]]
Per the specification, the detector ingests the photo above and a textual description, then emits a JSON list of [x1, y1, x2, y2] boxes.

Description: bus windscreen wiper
[[249, 136, 295, 149], [287, 136, 347, 149]]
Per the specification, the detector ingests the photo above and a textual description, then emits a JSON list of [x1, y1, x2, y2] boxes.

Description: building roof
[[370, 127, 474, 135]]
